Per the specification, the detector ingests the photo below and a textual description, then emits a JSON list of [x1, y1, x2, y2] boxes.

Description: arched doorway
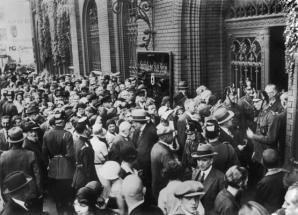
[[85, 0, 101, 73]]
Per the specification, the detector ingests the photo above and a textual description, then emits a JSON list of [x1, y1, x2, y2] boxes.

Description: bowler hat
[[174, 180, 205, 198], [212, 107, 234, 125], [191, 144, 218, 159], [3, 171, 32, 195], [8, 127, 25, 144], [131, 109, 147, 122], [25, 103, 39, 115]]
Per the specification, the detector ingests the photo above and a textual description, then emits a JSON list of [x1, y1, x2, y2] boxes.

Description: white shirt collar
[[201, 165, 212, 179], [12, 198, 28, 211], [265, 168, 286, 176], [121, 161, 137, 174], [128, 200, 144, 214]]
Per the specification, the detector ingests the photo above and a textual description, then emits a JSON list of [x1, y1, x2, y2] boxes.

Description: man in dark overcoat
[[42, 110, 75, 215], [0, 127, 42, 210], [131, 109, 158, 204], [191, 144, 225, 214]]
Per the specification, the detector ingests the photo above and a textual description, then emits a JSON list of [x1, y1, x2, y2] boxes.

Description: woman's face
[[16, 94, 23, 101], [73, 199, 89, 215]]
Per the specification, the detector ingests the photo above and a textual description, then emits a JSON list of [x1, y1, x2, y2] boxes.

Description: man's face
[[6, 95, 13, 102], [27, 130, 39, 142], [283, 189, 298, 215], [1, 118, 10, 129], [147, 104, 157, 115], [78, 108, 85, 116], [187, 102, 195, 114], [196, 157, 213, 171], [253, 100, 263, 111], [108, 124, 116, 134], [133, 121, 142, 131], [181, 196, 200, 214], [265, 86, 276, 100]]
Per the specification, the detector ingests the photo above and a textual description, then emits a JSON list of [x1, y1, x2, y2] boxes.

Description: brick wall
[[136, 0, 183, 93], [135, 0, 229, 95], [286, 54, 298, 164]]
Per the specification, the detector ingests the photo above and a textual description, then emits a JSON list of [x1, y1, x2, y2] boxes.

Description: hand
[[246, 128, 254, 139], [237, 145, 246, 151]]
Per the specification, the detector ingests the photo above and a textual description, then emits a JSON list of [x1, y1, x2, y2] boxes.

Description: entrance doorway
[[269, 26, 288, 91]]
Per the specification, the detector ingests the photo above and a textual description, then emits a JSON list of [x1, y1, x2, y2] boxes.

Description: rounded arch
[[82, 0, 101, 75]]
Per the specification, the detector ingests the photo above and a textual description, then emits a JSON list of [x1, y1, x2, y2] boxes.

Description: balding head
[[265, 84, 277, 100], [262, 149, 279, 169], [122, 175, 145, 205], [119, 121, 132, 137]]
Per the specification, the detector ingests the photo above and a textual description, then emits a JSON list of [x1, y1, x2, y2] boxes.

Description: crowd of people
[[0, 68, 297, 215]]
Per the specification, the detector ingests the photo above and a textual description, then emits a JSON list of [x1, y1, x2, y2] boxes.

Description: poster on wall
[[137, 51, 173, 105]]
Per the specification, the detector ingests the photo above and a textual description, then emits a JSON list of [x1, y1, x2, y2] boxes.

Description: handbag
[[47, 133, 75, 179]]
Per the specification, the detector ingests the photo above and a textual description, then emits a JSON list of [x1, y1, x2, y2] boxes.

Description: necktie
[[199, 172, 205, 183]]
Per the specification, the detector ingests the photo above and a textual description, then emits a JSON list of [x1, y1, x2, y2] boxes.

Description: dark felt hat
[[3, 171, 32, 195], [8, 127, 25, 144], [191, 144, 218, 159]]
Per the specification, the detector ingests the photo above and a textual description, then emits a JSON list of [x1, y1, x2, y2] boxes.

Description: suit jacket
[[0, 129, 9, 152], [109, 134, 135, 163], [132, 123, 158, 175], [130, 202, 164, 215], [0, 147, 41, 195], [177, 112, 192, 153], [214, 189, 239, 215], [151, 141, 177, 199], [0, 199, 48, 215], [254, 170, 287, 213], [192, 167, 225, 213]]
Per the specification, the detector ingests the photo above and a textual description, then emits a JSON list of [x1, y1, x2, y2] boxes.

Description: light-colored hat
[[161, 109, 174, 120], [158, 106, 168, 117], [131, 109, 147, 122], [212, 107, 235, 125], [99, 161, 120, 180], [156, 123, 175, 136], [174, 180, 205, 198], [191, 144, 218, 159]]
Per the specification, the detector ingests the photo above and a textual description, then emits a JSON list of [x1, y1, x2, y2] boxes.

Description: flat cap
[[174, 180, 205, 198]]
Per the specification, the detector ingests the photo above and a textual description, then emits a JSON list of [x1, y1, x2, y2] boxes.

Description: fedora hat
[[3, 171, 32, 195], [131, 109, 147, 122], [212, 107, 235, 125], [8, 127, 25, 144], [191, 144, 218, 159], [99, 161, 120, 180], [174, 180, 205, 198], [178, 81, 188, 90], [25, 103, 39, 115]]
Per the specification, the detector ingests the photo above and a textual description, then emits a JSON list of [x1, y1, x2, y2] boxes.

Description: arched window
[[85, 0, 101, 73]]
